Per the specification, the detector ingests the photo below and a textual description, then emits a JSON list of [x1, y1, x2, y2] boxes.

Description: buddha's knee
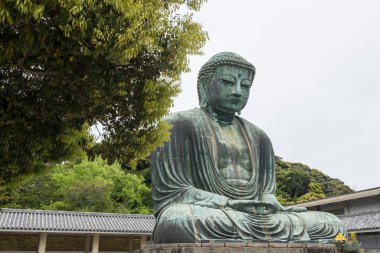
[[306, 211, 343, 225], [298, 211, 345, 240], [153, 204, 196, 243]]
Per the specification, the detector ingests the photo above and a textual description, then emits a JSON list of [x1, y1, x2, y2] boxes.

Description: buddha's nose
[[232, 83, 242, 97]]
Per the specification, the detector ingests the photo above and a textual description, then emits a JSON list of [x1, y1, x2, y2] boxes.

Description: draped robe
[[151, 108, 345, 243]]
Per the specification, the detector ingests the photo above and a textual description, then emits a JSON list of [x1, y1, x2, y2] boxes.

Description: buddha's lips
[[229, 98, 243, 104]]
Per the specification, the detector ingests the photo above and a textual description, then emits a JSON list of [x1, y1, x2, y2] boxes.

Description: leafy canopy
[[0, 0, 207, 184], [2, 157, 152, 214], [275, 156, 353, 205]]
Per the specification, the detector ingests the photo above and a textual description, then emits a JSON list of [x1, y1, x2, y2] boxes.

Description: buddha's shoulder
[[164, 108, 204, 124], [237, 117, 271, 139]]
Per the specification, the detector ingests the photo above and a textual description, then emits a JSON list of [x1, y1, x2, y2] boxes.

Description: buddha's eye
[[221, 79, 235, 86], [241, 80, 252, 87]]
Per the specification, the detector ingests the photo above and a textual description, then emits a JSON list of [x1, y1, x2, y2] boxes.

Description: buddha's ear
[[198, 77, 208, 108]]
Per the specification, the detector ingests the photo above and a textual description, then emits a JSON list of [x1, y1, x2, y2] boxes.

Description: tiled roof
[[338, 210, 380, 232], [2, 208, 378, 234], [0, 208, 155, 234], [295, 187, 380, 208]]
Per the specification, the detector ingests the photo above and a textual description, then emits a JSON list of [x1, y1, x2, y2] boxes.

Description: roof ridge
[[338, 210, 380, 218], [296, 186, 380, 206], [0, 208, 155, 218]]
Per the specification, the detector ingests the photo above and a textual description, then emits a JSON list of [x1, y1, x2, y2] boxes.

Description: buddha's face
[[205, 65, 254, 113]]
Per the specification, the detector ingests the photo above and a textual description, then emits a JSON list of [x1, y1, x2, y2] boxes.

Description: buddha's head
[[197, 52, 256, 114]]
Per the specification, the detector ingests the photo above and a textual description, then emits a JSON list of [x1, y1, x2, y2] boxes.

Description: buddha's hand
[[280, 206, 307, 212], [261, 194, 307, 213], [267, 200, 307, 213], [226, 199, 277, 215]]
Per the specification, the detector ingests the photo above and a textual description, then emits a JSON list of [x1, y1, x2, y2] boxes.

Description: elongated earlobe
[[198, 78, 208, 108], [200, 97, 207, 108]]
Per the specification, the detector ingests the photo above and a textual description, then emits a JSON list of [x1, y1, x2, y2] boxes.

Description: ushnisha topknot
[[197, 52, 256, 103]]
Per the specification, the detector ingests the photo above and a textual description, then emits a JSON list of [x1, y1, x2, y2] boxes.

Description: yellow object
[[335, 233, 347, 241]]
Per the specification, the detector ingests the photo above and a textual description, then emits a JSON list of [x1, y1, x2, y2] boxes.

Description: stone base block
[[136, 242, 337, 253]]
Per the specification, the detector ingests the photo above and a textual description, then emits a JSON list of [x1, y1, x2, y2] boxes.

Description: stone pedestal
[[136, 242, 337, 253]]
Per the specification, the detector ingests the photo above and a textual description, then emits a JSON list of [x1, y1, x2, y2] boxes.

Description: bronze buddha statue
[[150, 52, 345, 243]]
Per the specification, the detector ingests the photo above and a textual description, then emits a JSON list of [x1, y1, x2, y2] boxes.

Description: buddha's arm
[[257, 128, 306, 213], [181, 188, 283, 214], [179, 187, 229, 208]]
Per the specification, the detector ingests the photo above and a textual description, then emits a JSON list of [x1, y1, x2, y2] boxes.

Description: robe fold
[[151, 108, 344, 243]]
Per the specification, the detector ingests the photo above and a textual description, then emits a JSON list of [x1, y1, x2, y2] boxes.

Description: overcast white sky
[[172, 0, 380, 191]]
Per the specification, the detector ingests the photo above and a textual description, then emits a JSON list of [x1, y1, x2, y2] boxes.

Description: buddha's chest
[[212, 122, 252, 184]]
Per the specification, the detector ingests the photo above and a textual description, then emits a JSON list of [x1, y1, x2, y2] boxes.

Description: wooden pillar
[[84, 234, 91, 253], [92, 234, 100, 253], [140, 235, 147, 247], [128, 235, 134, 253], [37, 232, 48, 253]]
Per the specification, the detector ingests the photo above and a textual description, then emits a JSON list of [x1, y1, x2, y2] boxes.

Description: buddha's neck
[[203, 105, 236, 126]]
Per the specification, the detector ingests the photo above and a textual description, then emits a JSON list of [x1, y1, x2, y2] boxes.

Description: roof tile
[[4, 208, 377, 234], [338, 210, 380, 231], [0, 208, 155, 234]]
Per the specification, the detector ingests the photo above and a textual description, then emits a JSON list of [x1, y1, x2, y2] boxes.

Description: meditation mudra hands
[[227, 199, 307, 215]]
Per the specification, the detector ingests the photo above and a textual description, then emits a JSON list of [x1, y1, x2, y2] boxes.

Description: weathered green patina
[[151, 52, 345, 243]]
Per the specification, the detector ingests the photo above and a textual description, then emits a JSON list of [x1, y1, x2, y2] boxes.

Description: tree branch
[[16, 58, 59, 75]]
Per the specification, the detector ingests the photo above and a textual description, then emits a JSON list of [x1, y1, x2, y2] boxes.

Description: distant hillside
[[275, 156, 353, 205]]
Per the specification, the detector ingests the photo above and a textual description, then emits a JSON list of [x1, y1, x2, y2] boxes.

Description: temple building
[[0, 208, 154, 253], [296, 187, 380, 253]]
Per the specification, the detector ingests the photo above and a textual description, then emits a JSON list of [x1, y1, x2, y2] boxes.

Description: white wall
[[348, 199, 380, 214]]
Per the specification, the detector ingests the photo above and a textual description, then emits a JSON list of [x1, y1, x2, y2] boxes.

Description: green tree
[[297, 182, 326, 203], [6, 174, 59, 209], [0, 0, 207, 184], [3, 157, 152, 214], [51, 179, 114, 212], [308, 169, 353, 196], [275, 156, 353, 205], [277, 169, 311, 200]]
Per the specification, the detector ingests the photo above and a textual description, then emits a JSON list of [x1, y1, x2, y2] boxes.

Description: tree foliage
[[276, 169, 311, 200], [3, 157, 152, 213], [0, 0, 208, 184], [275, 156, 353, 205]]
